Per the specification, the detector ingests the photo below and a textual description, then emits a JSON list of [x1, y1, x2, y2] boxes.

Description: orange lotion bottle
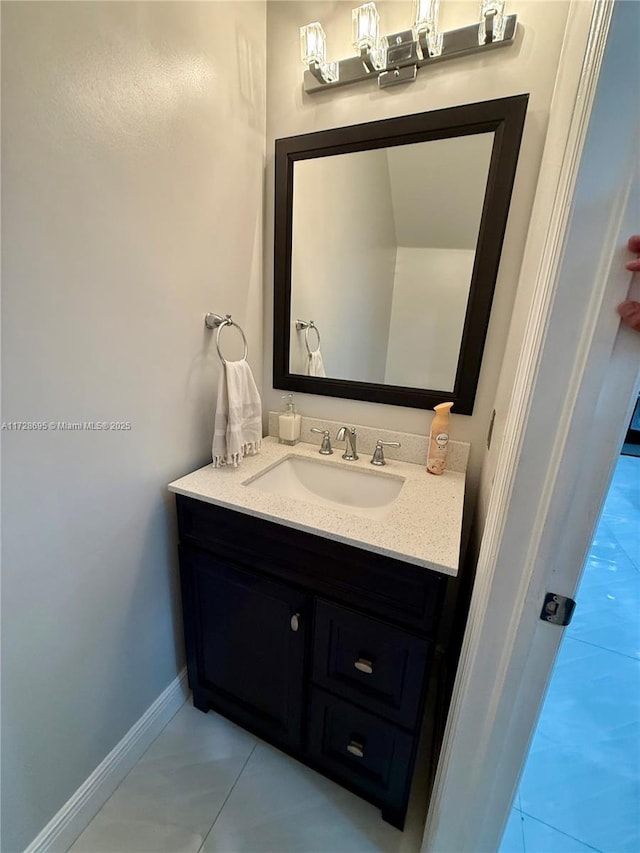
[[426, 402, 453, 475]]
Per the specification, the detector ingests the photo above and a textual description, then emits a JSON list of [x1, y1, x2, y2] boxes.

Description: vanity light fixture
[[479, 0, 507, 45], [353, 2, 379, 51], [300, 21, 339, 84], [413, 0, 443, 57], [300, 0, 518, 93], [353, 2, 388, 71]]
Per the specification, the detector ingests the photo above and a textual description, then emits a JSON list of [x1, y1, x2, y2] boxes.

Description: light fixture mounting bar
[[303, 14, 517, 93]]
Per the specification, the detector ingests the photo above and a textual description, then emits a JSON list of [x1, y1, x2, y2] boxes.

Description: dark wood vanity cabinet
[[176, 495, 449, 830]]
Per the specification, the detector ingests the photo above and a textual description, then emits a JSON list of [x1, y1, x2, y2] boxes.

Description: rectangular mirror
[[274, 95, 528, 413]]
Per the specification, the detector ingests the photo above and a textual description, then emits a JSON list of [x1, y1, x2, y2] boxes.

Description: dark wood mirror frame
[[273, 94, 529, 414]]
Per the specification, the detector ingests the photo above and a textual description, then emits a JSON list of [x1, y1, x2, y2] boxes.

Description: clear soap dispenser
[[279, 394, 301, 446]]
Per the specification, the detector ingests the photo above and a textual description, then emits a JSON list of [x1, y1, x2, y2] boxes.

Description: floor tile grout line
[[567, 635, 640, 663], [517, 808, 526, 853], [604, 523, 640, 567], [196, 743, 258, 853], [585, 542, 639, 567], [519, 809, 604, 852], [616, 539, 640, 570]]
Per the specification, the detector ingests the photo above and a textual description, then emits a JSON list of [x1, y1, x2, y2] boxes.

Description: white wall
[[387, 133, 494, 249], [385, 247, 475, 390], [0, 3, 265, 850], [289, 149, 397, 381], [264, 0, 571, 512]]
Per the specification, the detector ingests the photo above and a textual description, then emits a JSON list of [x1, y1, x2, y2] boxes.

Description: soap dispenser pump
[[279, 394, 301, 446]]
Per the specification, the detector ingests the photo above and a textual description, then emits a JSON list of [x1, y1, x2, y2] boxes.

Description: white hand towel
[[212, 360, 262, 467], [308, 350, 326, 377]]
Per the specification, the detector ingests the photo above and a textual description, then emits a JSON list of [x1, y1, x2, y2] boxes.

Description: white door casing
[[423, 1, 640, 850]]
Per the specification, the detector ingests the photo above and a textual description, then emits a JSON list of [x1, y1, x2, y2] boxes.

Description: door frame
[[422, 1, 640, 850]]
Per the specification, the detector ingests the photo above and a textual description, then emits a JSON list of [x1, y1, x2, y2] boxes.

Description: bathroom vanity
[[169, 434, 466, 830]]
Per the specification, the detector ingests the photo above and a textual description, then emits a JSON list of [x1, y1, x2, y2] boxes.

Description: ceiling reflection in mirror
[[289, 132, 494, 392]]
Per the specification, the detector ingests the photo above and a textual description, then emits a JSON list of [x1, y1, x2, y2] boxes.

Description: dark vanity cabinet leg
[[179, 545, 309, 752]]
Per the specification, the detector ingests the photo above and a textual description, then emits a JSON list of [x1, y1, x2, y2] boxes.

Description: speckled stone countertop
[[169, 437, 465, 577]]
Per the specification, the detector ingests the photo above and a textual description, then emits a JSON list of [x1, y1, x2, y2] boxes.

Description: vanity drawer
[[308, 688, 414, 827], [312, 600, 431, 730]]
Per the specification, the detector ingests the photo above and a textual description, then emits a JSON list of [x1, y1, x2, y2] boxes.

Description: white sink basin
[[243, 455, 405, 520]]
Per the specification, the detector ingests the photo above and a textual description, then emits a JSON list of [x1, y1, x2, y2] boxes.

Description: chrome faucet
[[336, 426, 358, 461]]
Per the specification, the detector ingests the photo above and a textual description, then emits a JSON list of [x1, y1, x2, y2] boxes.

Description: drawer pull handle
[[354, 658, 373, 675], [347, 740, 364, 758], [290, 613, 300, 632]]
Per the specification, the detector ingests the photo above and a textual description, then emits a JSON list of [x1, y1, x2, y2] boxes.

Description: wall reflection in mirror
[[289, 133, 494, 392]]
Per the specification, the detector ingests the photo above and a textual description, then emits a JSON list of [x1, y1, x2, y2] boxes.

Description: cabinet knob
[[290, 613, 300, 632], [347, 740, 364, 758], [354, 657, 373, 675]]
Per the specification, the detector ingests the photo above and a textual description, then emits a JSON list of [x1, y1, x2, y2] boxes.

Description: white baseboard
[[25, 668, 189, 853]]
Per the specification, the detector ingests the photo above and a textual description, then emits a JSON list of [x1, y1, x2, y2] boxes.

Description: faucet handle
[[310, 427, 333, 455], [370, 439, 401, 466]]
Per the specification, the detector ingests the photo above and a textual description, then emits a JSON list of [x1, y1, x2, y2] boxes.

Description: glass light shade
[[352, 3, 380, 52], [427, 31, 443, 57], [413, 0, 440, 36], [478, 0, 506, 44], [370, 36, 388, 71], [480, 0, 505, 15], [300, 22, 327, 66], [320, 61, 339, 83]]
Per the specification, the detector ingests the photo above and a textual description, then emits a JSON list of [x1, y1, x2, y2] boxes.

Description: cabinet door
[[180, 545, 308, 750]]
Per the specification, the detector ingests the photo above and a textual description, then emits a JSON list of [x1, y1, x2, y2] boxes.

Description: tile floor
[[501, 453, 640, 853], [69, 698, 431, 853]]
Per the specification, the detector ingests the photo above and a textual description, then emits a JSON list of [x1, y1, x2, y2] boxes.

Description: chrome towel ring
[[295, 319, 321, 356], [205, 313, 248, 364]]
